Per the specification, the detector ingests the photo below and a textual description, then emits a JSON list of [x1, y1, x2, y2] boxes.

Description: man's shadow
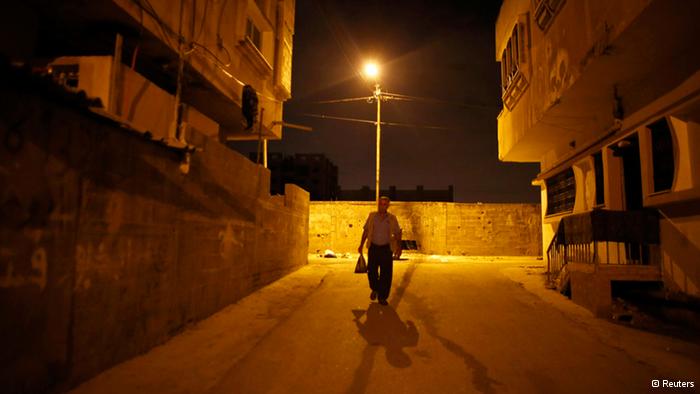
[[352, 303, 419, 368]]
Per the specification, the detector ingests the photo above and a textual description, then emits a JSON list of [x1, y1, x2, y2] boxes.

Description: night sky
[[233, 0, 540, 203]]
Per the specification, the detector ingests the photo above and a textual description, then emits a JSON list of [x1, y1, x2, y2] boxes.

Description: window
[[245, 18, 262, 51], [500, 17, 529, 110], [546, 168, 575, 215], [593, 152, 605, 206], [254, 0, 267, 16], [649, 118, 675, 192], [501, 25, 521, 95], [533, 0, 566, 31]]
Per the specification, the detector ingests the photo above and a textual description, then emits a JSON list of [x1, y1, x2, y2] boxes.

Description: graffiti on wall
[[0, 230, 48, 291], [0, 248, 47, 290], [0, 101, 54, 292], [545, 42, 573, 103], [219, 220, 244, 259]]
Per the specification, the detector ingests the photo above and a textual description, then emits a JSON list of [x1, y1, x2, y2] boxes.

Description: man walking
[[358, 196, 402, 305]]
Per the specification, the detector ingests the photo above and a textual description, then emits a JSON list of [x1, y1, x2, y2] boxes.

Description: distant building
[[338, 185, 454, 202], [252, 153, 339, 200], [496, 0, 700, 314]]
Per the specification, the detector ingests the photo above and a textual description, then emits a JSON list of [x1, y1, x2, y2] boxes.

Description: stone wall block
[[309, 202, 541, 256]]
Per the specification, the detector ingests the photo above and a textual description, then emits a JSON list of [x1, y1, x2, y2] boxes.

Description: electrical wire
[[192, 0, 210, 44], [131, 5, 145, 69], [187, 42, 231, 67], [382, 91, 497, 110], [133, 0, 179, 48], [293, 91, 496, 110], [300, 113, 452, 131], [380, 121, 452, 131], [301, 113, 375, 125], [312, 0, 366, 89], [215, 0, 229, 45], [130, 0, 281, 104], [296, 96, 374, 105]]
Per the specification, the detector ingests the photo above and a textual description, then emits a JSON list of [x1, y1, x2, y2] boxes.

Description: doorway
[[613, 133, 646, 262], [619, 134, 643, 211]]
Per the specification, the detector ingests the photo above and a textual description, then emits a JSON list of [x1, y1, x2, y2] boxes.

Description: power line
[[186, 42, 231, 67], [130, 0, 280, 104], [293, 96, 374, 105], [301, 113, 375, 125], [293, 91, 497, 110], [192, 0, 211, 44], [312, 0, 368, 91], [382, 91, 497, 110], [300, 113, 453, 131], [132, 0, 179, 48], [381, 121, 452, 131]]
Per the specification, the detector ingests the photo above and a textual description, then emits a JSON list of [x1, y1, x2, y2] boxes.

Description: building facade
[[3, 0, 295, 146], [496, 0, 700, 314]]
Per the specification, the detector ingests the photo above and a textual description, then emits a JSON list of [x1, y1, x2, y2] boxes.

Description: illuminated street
[[70, 256, 700, 394], [4, 1, 700, 392]]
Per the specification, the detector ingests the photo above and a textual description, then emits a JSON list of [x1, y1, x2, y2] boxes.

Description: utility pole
[[374, 83, 381, 203]]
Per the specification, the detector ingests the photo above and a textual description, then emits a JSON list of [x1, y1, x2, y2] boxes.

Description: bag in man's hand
[[354, 254, 367, 274]]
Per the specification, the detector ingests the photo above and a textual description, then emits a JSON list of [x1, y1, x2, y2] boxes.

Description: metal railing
[[546, 209, 660, 284]]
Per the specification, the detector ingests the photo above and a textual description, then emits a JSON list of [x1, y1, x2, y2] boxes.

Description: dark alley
[[3, 1, 700, 392]]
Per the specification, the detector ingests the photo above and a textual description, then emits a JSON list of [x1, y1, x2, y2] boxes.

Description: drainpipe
[[170, 0, 186, 146]]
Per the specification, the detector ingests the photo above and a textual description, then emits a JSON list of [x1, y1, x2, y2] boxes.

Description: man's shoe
[[379, 299, 388, 305], [370, 291, 377, 301]]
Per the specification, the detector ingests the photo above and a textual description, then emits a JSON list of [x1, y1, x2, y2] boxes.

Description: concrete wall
[[310, 202, 541, 256], [0, 84, 309, 393], [659, 211, 700, 297]]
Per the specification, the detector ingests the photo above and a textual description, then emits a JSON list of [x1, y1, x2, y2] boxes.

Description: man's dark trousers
[[367, 243, 393, 301]]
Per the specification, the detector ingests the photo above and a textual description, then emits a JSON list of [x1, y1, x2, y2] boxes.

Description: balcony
[[28, 0, 282, 141], [547, 209, 662, 316], [497, 0, 700, 164]]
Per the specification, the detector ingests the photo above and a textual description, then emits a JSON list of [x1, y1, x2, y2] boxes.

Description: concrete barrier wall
[[0, 85, 309, 393], [310, 201, 541, 256]]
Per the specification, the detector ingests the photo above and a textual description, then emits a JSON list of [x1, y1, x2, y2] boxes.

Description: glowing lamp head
[[363, 62, 380, 79]]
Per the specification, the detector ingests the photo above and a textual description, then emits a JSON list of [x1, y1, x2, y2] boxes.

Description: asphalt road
[[71, 256, 700, 394]]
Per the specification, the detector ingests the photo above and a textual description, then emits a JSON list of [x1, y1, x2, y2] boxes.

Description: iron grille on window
[[500, 20, 529, 110], [546, 168, 575, 215], [649, 118, 675, 192], [500, 25, 521, 96], [246, 18, 262, 51], [533, 0, 566, 31]]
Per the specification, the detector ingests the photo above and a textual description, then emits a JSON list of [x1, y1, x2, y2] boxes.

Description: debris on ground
[[323, 249, 337, 258], [611, 296, 700, 343]]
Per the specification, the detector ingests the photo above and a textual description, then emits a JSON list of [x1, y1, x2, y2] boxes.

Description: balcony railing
[[502, 70, 528, 110], [546, 209, 660, 285]]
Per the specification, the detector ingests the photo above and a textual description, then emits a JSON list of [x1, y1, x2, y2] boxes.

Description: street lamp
[[363, 61, 382, 203], [363, 62, 379, 80]]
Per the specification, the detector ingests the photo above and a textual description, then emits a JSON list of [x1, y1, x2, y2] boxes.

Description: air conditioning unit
[[48, 56, 219, 142]]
